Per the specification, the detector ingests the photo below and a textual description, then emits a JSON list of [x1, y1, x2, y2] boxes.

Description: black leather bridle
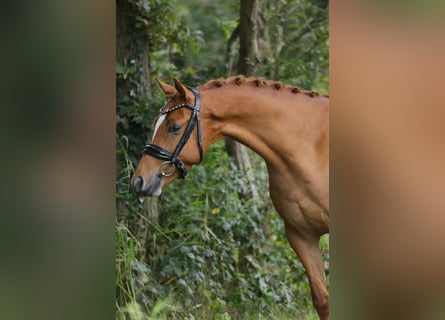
[[143, 86, 203, 178]]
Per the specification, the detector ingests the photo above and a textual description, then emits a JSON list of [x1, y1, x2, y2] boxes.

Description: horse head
[[132, 78, 206, 196]]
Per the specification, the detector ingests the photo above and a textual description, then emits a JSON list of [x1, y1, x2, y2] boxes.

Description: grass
[[116, 296, 318, 320], [115, 217, 322, 320]]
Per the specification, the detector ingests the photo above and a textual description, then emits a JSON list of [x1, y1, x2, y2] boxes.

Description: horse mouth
[[132, 173, 163, 197]]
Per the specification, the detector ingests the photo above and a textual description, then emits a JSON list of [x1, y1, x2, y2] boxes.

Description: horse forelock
[[199, 76, 328, 98]]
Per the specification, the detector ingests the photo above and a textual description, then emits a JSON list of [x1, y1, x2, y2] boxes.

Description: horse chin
[[151, 185, 162, 197]]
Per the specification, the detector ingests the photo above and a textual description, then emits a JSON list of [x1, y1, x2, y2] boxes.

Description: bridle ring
[[159, 161, 176, 177]]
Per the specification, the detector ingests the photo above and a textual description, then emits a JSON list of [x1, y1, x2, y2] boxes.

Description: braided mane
[[199, 75, 329, 98]]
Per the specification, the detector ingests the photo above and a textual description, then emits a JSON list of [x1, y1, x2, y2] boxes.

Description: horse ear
[[172, 77, 188, 98], [156, 79, 176, 98]]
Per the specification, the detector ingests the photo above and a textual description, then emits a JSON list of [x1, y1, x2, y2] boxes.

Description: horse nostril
[[133, 176, 144, 193]]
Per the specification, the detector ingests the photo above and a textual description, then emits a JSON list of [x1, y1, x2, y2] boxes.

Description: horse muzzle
[[132, 173, 163, 197]]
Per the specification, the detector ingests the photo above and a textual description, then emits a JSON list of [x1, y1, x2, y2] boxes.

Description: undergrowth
[[116, 141, 328, 320]]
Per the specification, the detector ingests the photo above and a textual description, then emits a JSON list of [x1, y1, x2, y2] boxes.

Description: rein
[[143, 86, 203, 178]]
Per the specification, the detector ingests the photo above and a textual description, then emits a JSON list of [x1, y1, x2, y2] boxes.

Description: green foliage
[[257, 0, 329, 92], [117, 143, 326, 319], [116, 0, 329, 318]]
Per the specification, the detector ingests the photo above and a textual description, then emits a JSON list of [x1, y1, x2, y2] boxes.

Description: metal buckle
[[159, 161, 176, 177]]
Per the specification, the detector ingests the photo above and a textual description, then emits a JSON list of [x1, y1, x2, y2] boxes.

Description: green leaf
[[116, 62, 124, 74]]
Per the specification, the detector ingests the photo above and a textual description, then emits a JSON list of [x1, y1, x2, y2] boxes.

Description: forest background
[[116, 0, 329, 319]]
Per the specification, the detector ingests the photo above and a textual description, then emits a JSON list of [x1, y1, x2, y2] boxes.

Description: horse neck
[[200, 84, 329, 169]]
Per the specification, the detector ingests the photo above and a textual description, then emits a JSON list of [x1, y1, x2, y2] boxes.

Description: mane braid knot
[[235, 76, 246, 85], [255, 79, 265, 87], [307, 91, 319, 97], [274, 83, 284, 90], [215, 79, 226, 87]]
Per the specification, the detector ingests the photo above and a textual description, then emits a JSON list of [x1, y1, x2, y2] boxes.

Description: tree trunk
[[116, 0, 152, 97], [237, 0, 260, 75], [225, 138, 259, 201], [225, 24, 239, 75], [225, 0, 261, 202], [117, 0, 158, 250]]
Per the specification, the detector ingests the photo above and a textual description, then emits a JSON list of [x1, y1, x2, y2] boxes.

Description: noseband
[[143, 86, 203, 178]]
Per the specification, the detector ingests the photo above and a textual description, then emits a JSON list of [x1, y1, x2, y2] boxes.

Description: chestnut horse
[[132, 76, 329, 319]]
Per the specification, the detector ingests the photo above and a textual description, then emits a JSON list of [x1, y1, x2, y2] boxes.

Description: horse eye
[[168, 122, 182, 134]]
